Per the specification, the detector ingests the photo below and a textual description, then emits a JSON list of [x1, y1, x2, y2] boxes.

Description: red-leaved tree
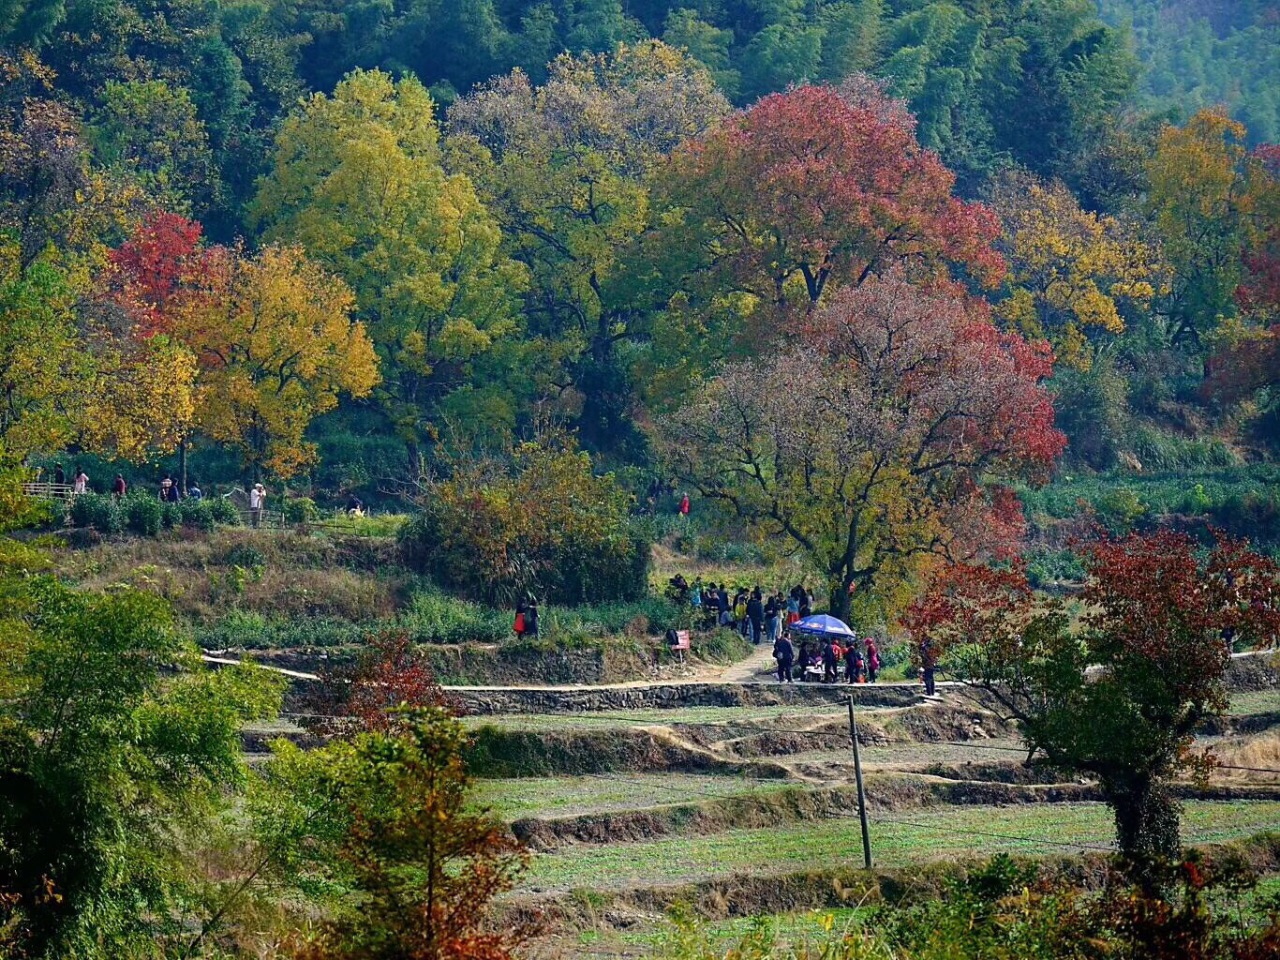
[[907, 532, 1280, 889], [105, 211, 207, 339], [658, 267, 1062, 621], [302, 631, 457, 737], [655, 78, 1005, 332]]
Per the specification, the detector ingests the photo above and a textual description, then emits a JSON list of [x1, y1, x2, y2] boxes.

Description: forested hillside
[[1099, 0, 1280, 143], [0, 0, 1278, 505]]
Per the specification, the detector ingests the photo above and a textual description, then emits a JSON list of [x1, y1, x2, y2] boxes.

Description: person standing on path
[[112, 474, 127, 498], [865, 637, 880, 683], [53, 463, 65, 487], [844, 641, 864, 684], [679, 492, 690, 518], [72, 467, 89, 494], [747, 588, 764, 646], [525, 599, 540, 639], [249, 483, 266, 527], [920, 637, 938, 697], [822, 639, 839, 683], [773, 632, 794, 683]]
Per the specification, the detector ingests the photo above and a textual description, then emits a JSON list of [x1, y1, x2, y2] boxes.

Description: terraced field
[[237, 649, 1280, 957], [446, 652, 1280, 956]]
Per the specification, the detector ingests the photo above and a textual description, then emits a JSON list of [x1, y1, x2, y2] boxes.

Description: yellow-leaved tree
[[251, 69, 525, 467], [1145, 109, 1266, 350], [176, 245, 379, 480], [990, 171, 1160, 369]]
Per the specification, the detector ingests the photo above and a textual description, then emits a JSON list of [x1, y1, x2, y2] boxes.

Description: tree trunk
[[178, 438, 187, 494], [1104, 773, 1181, 894], [828, 578, 852, 624]]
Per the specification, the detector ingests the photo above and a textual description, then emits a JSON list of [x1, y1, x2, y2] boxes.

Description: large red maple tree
[[656, 79, 1005, 331], [659, 268, 1061, 622]]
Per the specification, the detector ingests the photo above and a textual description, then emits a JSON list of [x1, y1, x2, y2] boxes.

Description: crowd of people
[[667, 576, 884, 685], [770, 631, 881, 685]]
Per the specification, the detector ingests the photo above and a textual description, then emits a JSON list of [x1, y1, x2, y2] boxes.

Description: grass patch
[[473, 774, 797, 819]]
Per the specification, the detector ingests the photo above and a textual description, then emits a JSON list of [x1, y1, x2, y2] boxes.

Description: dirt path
[[713, 642, 778, 683]]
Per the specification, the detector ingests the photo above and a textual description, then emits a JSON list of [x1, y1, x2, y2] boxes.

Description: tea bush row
[[69, 493, 240, 536]]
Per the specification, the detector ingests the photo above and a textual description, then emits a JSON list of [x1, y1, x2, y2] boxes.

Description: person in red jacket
[[679, 492, 690, 517], [864, 637, 880, 683]]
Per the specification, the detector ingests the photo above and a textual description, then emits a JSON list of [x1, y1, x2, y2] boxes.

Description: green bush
[[400, 589, 510, 645], [122, 494, 163, 536], [208, 497, 241, 525], [284, 497, 318, 524], [196, 611, 362, 650], [177, 498, 215, 531], [69, 494, 122, 534], [400, 442, 652, 605], [221, 542, 267, 571], [160, 502, 181, 529]]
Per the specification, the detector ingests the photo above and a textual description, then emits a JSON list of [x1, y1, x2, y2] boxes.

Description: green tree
[[257, 710, 530, 960], [0, 579, 284, 957], [253, 69, 525, 467], [90, 79, 220, 217], [447, 42, 728, 454]]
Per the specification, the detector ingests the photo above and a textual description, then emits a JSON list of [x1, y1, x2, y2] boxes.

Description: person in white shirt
[[249, 483, 266, 527], [73, 468, 89, 495]]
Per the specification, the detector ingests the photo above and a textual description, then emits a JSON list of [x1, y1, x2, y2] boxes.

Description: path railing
[[22, 482, 74, 498]]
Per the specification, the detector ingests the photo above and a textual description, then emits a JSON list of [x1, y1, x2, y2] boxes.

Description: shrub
[[284, 497, 318, 524], [220, 542, 267, 571], [122, 494, 163, 536], [177, 498, 215, 531], [400, 441, 652, 605], [70, 494, 122, 534], [400, 590, 510, 645], [208, 497, 241, 525], [160, 502, 181, 530]]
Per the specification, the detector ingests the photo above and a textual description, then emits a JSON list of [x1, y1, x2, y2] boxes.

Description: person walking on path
[[514, 600, 528, 640], [773, 632, 794, 683], [188, 481, 202, 501], [920, 637, 938, 697], [112, 474, 127, 498], [53, 463, 65, 487], [525, 599, 540, 639], [865, 637, 880, 683], [72, 467, 89, 494], [764, 594, 779, 645], [679, 492, 690, 518]]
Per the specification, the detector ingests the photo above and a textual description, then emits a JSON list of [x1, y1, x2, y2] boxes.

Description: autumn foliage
[[660, 268, 1062, 620], [289, 710, 531, 960], [660, 80, 1005, 325], [907, 531, 1280, 882]]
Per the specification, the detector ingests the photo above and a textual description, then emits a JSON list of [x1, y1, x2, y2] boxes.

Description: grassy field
[[517, 800, 1280, 893], [474, 773, 799, 818], [1227, 691, 1280, 717]]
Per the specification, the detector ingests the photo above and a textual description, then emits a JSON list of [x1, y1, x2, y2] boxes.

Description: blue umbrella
[[791, 613, 857, 639]]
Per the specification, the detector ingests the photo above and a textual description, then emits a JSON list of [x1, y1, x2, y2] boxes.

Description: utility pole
[[847, 696, 872, 869]]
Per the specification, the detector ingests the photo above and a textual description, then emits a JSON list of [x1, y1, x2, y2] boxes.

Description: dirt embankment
[[466, 725, 795, 779], [455, 681, 918, 716]]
